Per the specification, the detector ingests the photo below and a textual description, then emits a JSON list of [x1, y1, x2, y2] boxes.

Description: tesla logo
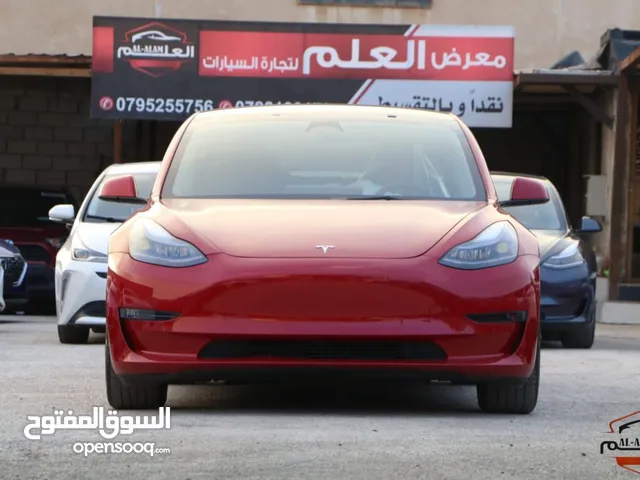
[[315, 245, 335, 254], [116, 22, 195, 78]]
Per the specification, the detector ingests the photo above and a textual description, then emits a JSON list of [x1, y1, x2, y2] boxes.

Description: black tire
[[477, 342, 540, 414], [561, 314, 596, 349], [58, 324, 90, 344], [105, 341, 168, 410]]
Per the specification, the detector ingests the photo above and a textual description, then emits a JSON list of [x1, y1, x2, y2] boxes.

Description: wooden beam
[[608, 75, 631, 301], [0, 66, 91, 77], [561, 85, 614, 129], [619, 47, 640, 73], [113, 120, 123, 164], [515, 72, 619, 88], [0, 54, 90, 65]]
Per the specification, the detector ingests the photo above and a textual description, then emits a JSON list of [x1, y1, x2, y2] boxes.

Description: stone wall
[[0, 75, 134, 203]]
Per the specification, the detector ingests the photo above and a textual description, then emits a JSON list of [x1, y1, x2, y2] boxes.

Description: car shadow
[[165, 381, 494, 416]]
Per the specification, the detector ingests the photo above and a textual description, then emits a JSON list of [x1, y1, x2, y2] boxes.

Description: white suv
[[48, 162, 160, 344]]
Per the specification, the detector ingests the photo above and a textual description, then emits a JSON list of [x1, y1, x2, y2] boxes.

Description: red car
[[102, 105, 549, 414], [0, 186, 75, 313]]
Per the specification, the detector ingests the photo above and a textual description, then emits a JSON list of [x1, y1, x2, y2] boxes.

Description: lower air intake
[[198, 340, 447, 361]]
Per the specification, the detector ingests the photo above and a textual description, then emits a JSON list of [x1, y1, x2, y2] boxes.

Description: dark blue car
[[492, 173, 602, 349], [0, 238, 29, 312]]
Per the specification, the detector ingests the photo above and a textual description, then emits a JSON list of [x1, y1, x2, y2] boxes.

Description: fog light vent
[[118, 308, 179, 321], [466, 311, 527, 323]]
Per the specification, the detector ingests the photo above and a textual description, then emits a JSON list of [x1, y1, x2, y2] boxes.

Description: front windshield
[[161, 113, 486, 200], [493, 177, 567, 231], [83, 172, 158, 223]]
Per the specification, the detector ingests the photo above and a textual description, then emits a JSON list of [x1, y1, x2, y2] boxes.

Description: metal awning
[[513, 68, 618, 128]]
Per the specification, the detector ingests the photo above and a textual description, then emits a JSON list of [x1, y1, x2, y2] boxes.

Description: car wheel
[[57, 325, 90, 344], [476, 342, 540, 414], [561, 314, 596, 349], [105, 341, 168, 410]]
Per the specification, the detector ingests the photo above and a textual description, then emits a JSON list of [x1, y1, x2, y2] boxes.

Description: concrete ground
[[1, 315, 639, 480]]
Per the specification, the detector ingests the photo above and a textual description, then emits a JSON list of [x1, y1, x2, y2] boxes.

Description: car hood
[[531, 229, 567, 258], [159, 199, 486, 259], [77, 222, 122, 255]]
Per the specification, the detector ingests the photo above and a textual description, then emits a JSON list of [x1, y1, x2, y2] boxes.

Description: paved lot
[[1, 315, 639, 479]]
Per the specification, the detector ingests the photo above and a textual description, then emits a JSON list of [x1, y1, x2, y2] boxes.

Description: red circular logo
[[218, 100, 233, 109], [99, 96, 114, 111]]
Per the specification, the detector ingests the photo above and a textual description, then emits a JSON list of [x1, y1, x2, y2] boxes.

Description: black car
[[492, 173, 602, 349], [0, 239, 29, 312]]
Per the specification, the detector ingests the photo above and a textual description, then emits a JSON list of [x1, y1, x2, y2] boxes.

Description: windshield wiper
[[85, 214, 123, 223], [346, 195, 403, 200]]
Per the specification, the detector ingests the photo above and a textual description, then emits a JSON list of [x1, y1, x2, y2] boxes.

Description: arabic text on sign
[[117, 45, 195, 59], [201, 56, 300, 73], [200, 39, 508, 74], [377, 95, 505, 115]]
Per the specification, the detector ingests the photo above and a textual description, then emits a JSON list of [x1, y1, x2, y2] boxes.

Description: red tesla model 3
[[102, 105, 549, 413]]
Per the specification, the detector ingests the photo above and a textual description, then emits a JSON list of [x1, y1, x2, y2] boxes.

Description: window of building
[[298, 0, 431, 8]]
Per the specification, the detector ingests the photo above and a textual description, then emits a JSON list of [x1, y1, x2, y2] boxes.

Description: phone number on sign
[[113, 97, 217, 114], [109, 97, 324, 114]]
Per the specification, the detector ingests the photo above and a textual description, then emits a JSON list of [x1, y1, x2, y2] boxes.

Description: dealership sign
[[91, 17, 515, 127]]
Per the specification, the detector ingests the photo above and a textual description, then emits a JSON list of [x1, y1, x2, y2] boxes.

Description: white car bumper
[[57, 260, 107, 327]]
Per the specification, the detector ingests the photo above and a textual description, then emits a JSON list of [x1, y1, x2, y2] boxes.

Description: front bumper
[[57, 260, 107, 326], [107, 252, 542, 384], [24, 263, 55, 302], [540, 264, 595, 334]]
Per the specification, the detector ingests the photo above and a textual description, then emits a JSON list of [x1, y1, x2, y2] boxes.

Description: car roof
[[103, 161, 161, 175], [191, 103, 458, 124]]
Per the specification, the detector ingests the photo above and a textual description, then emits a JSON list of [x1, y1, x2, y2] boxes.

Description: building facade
[[3, 0, 640, 69]]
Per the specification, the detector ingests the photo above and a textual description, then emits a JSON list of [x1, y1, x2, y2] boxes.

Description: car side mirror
[[498, 177, 550, 207], [48, 204, 75, 225], [98, 175, 147, 204], [576, 216, 602, 234]]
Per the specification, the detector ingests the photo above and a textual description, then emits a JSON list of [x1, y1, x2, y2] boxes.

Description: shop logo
[[99, 96, 114, 111], [116, 22, 195, 78], [600, 410, 640, 474], [218, 100, 233, 109]]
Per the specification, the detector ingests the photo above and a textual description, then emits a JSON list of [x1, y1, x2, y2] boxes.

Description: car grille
[[17, 244, 51, 263], [1, 255, 26, 286], [198, 340, 448, 361]]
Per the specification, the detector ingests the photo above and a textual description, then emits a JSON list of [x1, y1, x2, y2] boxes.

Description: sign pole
[[113, 119, 123, 164]]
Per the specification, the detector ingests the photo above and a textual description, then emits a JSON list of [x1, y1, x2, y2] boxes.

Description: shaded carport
[[473, 69, 619, 231]]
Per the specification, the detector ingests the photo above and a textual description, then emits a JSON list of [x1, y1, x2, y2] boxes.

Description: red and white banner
[[92, 18, 514, 127], [198, 25, 514, 127]]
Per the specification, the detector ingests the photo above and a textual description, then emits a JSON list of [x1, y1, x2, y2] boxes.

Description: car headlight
[[439, 221, 518, 270], [72, 237, 107, 263], [542, 243, 585, 269], [46, 237, 66, 249], [129, 219, 207, 268]]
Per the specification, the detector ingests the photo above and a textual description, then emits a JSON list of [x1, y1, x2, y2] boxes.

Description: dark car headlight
[[439, 221, 518, 270], [542, 243, 585, 269]]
